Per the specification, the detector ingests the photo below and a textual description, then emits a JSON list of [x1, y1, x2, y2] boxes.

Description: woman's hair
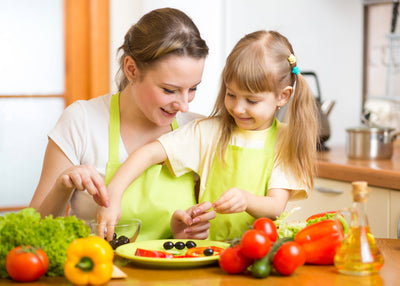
[[116, 8, 209, 91], [210, 30, 318, 190]]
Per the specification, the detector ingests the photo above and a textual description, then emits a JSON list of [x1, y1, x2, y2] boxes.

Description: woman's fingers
[[61, 166, 109, 207]]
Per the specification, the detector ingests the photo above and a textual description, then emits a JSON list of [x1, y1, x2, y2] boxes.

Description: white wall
[[110, 0, 364, 147]]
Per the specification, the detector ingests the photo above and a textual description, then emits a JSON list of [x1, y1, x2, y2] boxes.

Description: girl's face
[[131, 55, 205, 126], [224, 81, 283, 131]]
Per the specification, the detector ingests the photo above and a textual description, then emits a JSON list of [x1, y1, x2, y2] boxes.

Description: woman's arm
[[29, 139, 109, 217]]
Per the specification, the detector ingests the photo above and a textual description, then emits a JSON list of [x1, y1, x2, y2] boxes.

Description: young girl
[[98, 30, 318, 241]]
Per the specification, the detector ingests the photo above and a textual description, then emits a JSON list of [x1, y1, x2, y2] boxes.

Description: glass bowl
[[89, 218, 141, 247]]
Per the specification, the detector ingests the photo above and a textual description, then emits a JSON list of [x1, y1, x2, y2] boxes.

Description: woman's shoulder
[[69, 93, 112, 112], [62, 93, 112, 120]]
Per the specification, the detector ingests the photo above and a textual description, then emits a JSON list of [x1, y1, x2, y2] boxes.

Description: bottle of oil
[[334, 181, 384, 275]]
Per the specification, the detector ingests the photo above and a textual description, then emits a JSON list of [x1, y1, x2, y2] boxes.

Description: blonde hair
[[116, 8, 209, 91], [210, 30, 318, 190]]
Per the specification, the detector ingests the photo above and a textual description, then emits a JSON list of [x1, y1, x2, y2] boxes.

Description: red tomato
[[6, 246, 48, 282], [135, 248, 174, 258], [253, 217, 278, 242], [240, 229, 271, 260], [218, 246, 252, 274], [185, 246, 225, 257], [272, 241, 306, 276]]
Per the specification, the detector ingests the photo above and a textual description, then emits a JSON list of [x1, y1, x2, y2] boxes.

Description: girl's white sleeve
[[268, 162, 310, 201], [157, 119, 204, 177]]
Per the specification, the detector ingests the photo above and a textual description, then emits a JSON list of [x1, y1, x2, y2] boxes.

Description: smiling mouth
[[161, 108, 177, 116]]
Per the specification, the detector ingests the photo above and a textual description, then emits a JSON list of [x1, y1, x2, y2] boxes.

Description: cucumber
[[251, 237, 293, 278]]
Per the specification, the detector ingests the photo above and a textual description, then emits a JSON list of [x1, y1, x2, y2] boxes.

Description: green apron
[[200, 118, 278, 241], [105, 93, 196, 241]]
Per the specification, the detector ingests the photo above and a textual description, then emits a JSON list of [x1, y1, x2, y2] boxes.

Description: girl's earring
[[129, 80, 133, 86], [277, 106, 281, 110]]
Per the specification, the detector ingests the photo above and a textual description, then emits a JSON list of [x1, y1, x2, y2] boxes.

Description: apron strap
[[108, 92, 121, 163], [263, 117, 278, 149]]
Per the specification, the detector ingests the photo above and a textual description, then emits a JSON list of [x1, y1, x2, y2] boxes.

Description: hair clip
[[288, 54, 296, 65], [292, 66, 300, 75]]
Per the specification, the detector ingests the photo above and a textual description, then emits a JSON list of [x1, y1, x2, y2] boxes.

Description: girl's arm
[[212, 188, 290, 219], [106, 140, 168, 196], [95, 140, 168, 240]]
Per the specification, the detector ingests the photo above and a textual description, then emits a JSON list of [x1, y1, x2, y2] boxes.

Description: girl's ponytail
[[275, 72, 318, 190]]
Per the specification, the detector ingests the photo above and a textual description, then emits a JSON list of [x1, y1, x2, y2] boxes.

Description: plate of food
[[115, 239, 230, 268]]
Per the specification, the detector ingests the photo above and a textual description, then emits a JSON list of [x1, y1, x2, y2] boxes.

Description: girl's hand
[[94, 195, 122, 241], [59, 165, 109, 208], [171, 201, 216, 240], [212, 187, 248, 214]]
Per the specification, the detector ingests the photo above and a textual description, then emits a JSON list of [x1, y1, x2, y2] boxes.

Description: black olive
[[118, 235, 130, 245], [113, 233, 117, 240], [175, 241, 185, 250], [203, 248, 214, 256], [186, 240, 197, 249], [163, 241, 175, 250], [109, 239, 119, 250]]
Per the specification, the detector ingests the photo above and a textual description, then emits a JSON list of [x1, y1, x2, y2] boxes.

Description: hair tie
[[288, 54, 296, 65], [292, 66, 300, 75]]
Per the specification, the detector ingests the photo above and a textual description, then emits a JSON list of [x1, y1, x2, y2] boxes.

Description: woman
[[29, 8, 215, 241]]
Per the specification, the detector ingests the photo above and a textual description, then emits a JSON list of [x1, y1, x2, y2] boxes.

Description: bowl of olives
[[88, 218, 141, 250]]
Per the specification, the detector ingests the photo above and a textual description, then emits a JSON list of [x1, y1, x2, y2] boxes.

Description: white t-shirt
[[49, 93, 201, 221], [158, 118, 309, 201]]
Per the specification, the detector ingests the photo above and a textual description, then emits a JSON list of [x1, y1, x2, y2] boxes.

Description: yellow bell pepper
[[64, 236, 114, 285]]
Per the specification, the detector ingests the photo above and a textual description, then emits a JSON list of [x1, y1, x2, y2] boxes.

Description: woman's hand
[[59, 165, 109, 208], [212, 187, 248, 214], [171, 201, 216, 239]]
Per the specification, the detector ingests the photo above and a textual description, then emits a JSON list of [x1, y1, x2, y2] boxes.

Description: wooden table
[[1, 239, 399, 286]]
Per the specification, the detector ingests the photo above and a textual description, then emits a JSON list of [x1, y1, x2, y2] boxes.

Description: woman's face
[[132, 55, 205, 126], [224, 81, 281, 131]]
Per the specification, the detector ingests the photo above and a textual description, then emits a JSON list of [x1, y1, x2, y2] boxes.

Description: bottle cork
[[351, 181, 369, 202]]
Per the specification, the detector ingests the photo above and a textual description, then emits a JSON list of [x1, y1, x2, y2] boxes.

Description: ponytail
[[275, 74, 318, 190]]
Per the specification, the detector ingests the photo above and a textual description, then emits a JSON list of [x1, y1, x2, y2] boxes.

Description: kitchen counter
[[0, 238, 398, 286], [316, 140, 400, 190]]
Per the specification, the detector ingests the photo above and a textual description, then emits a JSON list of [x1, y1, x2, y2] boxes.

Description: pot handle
[[392, 132, 400, 142]]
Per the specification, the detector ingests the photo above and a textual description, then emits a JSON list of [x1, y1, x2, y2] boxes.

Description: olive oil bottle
[[334, 181, 384, 275]]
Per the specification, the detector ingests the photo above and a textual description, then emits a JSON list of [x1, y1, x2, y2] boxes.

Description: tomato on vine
[[219, 245, 252, 274], [253, 217, 278, 242], [240, 229, 271, 260], [272, 241, 306, 276]]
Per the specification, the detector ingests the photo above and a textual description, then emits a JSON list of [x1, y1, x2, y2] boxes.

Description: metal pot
[[345, 126, 400, 160]]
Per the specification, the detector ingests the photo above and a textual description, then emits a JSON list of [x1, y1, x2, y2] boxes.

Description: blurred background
[[0, 0, 398, 209]]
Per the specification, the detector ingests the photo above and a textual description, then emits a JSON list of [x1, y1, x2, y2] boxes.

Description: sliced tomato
[[135, 248, 174, 258], [185, 246, 225, 257]]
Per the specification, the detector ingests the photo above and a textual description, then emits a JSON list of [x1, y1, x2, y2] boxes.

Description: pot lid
[[346, 125, 395, 133]]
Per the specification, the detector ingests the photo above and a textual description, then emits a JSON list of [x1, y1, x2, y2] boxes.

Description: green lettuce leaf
[[273, 206, 307, 239], [0, 208, 90, 278]]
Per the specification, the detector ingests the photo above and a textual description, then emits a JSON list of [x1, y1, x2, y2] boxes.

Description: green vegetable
[[251, 237, 293, 278], [273, 207, 307, 239], [0, 208, 90, 278]]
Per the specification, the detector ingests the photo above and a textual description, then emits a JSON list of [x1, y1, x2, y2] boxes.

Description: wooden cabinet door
[[285, 178, 391, 238], [390, 190, 400, 239]]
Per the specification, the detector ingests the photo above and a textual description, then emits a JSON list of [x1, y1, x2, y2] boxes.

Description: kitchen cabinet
[[285, 177, 399, 239]]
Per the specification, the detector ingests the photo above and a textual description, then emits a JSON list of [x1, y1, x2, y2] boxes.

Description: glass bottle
[[334, 181, 384, 275]]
